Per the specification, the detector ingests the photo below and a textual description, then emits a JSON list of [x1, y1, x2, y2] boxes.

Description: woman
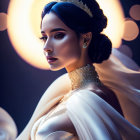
[[17, 0, 140, 139]]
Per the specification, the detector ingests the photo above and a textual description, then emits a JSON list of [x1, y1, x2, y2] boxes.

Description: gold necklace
[[59, 64, 102, 103], [68, 64, 102, 90]]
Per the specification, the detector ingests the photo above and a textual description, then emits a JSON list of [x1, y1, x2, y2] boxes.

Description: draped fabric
[[31, 91, 79, 140], [31, 90, 140, 140], [66, 90, 140, 140], [31, 48, 140, 139], [95, 48, 140, 128]]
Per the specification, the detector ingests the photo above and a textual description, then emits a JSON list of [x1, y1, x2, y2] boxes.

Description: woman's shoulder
[[67, 88, 123, 116], [65, 89, 140, 140], [66, 87, 111, 104], [49, 73, 70, 88], [46, 73, 71, 94], [66, 89, 104, 106], [65, 89, 116, 118]]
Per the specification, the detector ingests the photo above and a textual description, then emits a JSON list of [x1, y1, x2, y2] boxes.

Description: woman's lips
[[47, 56, 58, 63]]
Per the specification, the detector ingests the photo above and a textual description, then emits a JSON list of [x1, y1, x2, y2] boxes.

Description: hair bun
[[88, 34, 112, 63]]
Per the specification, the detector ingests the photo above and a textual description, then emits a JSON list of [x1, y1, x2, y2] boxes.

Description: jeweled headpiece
[[46, 0, 93, 17]]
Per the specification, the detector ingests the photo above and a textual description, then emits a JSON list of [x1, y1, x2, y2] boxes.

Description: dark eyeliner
[[54, 33, 65, 39], [39, 36, 47, 41]]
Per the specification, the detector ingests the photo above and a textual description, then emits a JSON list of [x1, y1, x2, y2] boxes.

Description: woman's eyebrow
[[50, 28, 66, 32], [41, 28, 66, 34]]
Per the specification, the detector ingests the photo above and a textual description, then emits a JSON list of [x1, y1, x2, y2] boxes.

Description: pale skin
[[41, 12, 93, 72], [16, 12, 121, 139]]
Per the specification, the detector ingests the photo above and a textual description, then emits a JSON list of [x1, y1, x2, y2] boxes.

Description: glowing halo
[[97, 0, 124, 48], [7, 0, 48, 70], [7, 0, 124, 69]]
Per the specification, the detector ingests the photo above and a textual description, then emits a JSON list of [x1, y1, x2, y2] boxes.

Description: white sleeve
[[66, 90, 140, 140]]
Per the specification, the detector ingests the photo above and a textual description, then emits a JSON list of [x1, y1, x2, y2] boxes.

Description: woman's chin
[[48, 64, 64, 71]]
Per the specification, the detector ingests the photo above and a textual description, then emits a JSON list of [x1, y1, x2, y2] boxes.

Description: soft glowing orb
[[130, 5, 140, 21], [122, 18, 139, 41], [0, 13, 7, 31], [7, 0, 48, 69], [8, 0, 124, 69], [97, 0, 124, 48], [30, 0, 125, 47]]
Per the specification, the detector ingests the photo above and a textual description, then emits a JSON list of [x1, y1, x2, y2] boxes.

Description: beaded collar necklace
[[68, 64, 102, 91], [59, 64, 102, 103]]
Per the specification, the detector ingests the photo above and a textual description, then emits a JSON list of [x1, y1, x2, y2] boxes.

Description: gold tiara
[[46, 0, 93, 17]]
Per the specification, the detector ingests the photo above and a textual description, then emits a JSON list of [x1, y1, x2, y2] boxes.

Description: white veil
[[94, 48, 140, 128], [65, 48, 140, 140]]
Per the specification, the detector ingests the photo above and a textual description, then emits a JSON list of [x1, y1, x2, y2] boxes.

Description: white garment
[[95, 49, 140, 128], [31, 90, 140, 140], [31, 49, 140, 140], [31, 91, 78, 140]]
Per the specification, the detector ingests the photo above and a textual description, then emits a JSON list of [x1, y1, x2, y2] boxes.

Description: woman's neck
[[68, 64, 102, 91], [65, 53, 92, 73]]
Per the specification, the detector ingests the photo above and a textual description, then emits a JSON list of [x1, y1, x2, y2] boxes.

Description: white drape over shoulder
[[95, 48, 140, 128], [66, 90, 140, 140]]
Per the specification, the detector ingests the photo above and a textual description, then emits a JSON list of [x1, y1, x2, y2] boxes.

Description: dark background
[[0, 0, 140, 134]]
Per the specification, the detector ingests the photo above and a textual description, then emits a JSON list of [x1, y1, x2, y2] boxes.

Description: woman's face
[[41, 12, 83, 71]]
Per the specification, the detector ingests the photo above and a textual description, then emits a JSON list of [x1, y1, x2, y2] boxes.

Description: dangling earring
[[83, 42, 87, 48]]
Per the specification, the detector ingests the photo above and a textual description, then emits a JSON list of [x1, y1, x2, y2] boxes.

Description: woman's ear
[[82, 32, 92, 48]]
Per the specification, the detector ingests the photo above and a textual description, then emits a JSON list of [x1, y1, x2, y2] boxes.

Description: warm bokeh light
[[30, 0, 125, 47], [7, 0, 48, 69], [8, 0, 124, 69], [129, 5, 140, 21], [0, 13, 7, 31], [97, 0, 124, 48], [122, 18, 139, 41], [29, 0, 48, 38]]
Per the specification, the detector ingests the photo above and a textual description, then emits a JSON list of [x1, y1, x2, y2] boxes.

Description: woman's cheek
[[54, 35, 80, 59], [61, 44, 80, 61]]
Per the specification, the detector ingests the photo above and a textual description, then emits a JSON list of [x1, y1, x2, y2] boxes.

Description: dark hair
[[41, 0, 112, 63]]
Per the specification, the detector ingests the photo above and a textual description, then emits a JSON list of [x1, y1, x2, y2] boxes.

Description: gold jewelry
[[68, 64, 102, 90], [46, 0, 93, 17], [59, 64, 102, 103]]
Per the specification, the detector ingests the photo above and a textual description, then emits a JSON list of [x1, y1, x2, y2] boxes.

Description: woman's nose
[[43, 40, 53, 53]]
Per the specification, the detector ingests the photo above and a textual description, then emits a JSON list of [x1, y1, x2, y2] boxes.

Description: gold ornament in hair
[[46, 0, 93, 17]]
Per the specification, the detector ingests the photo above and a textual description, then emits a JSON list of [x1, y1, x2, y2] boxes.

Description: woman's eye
[[39, 36, 47, 42], [54, 33, 65, 39]]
